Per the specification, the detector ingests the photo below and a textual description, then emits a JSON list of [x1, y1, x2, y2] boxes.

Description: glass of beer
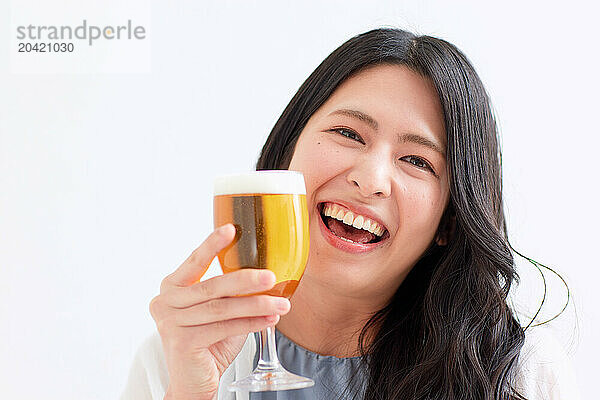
[[213, 170, 314, 392]]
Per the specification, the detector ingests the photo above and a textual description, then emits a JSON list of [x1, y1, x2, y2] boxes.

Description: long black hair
[[256, 27, 561, 400]]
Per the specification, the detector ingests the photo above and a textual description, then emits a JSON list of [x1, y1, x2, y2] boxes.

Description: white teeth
[[363, 219, 371, 231], [371, 225, 378, 236], [343, 212, 354, 225], [352, 215, 364, 229], [325, 203, 334, 216], [321, 202, 385, 237]]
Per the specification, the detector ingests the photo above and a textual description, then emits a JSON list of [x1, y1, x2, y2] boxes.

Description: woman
[[122, 28, 579, 400]]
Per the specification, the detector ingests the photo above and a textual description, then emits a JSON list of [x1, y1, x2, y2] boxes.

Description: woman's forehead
[[311, 64, 447, 148]]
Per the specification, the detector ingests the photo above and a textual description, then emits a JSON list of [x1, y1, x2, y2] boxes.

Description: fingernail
[[277, 298, 290, 313], [217, 224, 232, 235], [259, 271, 275, 285]]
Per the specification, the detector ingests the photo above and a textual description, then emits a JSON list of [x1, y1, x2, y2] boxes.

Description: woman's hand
[[149, 224, 291, 400]]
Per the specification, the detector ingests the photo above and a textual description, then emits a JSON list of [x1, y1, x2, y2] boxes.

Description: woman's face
[[288, 63, 450, 300]]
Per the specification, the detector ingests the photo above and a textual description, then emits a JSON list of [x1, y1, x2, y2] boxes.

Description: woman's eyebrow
[[398, 133, 446, 157], [328, 108, 378, 130], [328, 108, 445, 157]]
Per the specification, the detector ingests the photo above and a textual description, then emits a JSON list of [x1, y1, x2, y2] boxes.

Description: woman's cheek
[[404, 183, 445, 230], [299, 141, 350, 185]]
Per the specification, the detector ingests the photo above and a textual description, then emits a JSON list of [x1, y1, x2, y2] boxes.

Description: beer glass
[[213, 170, 314, 392]]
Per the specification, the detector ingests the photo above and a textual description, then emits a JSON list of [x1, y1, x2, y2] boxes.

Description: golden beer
[[213, 172, 309, 299]]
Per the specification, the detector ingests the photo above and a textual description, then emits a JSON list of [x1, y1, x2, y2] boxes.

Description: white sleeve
[[514, 327, 581, 400], [120, 332, 256, 400], [120, 333, 169, 400], [217, 333, 256, 400]]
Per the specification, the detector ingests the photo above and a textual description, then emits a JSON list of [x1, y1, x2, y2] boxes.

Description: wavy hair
[[255, 27, 557, 400]]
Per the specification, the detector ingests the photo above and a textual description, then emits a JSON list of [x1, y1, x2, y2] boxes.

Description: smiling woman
[[122, 27, 579, 400], [283, 64, 451, 305]]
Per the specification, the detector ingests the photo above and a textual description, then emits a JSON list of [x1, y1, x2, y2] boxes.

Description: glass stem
[[256, 326, 281, 372]]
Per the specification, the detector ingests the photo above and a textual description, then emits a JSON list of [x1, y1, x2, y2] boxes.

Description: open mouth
[[318, 202, 390, 245]]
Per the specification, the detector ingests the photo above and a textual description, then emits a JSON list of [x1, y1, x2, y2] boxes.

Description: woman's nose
[[346, 156, 392, 198]]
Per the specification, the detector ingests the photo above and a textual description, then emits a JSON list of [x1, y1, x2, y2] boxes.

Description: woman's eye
[[330, 128, 364, 144], [401, 155, 434, 172]]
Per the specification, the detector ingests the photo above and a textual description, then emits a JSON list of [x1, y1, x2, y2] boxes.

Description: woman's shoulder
[[120, 332, 169, 400], [514, 326, 580, 399]]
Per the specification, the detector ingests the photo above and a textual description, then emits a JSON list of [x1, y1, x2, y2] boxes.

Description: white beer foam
[[214, 170, 307, 195]]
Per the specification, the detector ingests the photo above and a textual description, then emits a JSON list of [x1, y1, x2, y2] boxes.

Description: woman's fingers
[[196, 315, 281, 346], [165, 224, 236, 288], [166, 269, 276, 309], [174, 295, 290, 327]]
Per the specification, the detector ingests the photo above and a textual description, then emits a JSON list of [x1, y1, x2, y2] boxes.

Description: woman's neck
[[276, 276, 390, 358]]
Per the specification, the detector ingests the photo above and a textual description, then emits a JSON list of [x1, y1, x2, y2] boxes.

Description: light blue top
[[249, 330, 367, 400]]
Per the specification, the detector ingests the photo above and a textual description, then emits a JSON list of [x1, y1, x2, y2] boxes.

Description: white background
[[1, 1, 598, 399]]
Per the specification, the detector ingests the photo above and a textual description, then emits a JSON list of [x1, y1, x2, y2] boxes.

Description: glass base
[[228, 368, 315, 392]]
